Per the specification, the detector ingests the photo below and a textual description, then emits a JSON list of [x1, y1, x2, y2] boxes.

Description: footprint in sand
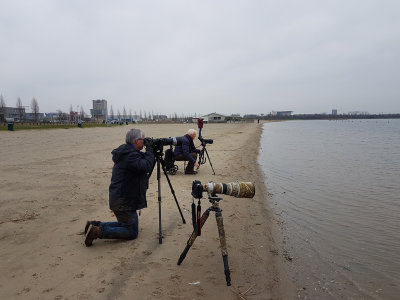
[[142, 250, 152, 256], [73, 273, 84, 278]]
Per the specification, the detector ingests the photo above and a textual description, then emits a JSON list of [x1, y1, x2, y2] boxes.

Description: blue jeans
[[99, 210, 138, 240]]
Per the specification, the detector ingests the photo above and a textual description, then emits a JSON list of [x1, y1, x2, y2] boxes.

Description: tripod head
[[147, 147, 164, 180], [208, 194, 223, 205]]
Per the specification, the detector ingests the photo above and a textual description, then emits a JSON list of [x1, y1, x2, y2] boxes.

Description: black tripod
[[198, 144, 216, 175], [149, 147, 186, 244], [177, 195, 231, 286]]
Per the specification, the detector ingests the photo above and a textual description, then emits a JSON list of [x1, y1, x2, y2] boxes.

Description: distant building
[[1, 106, 26, 122], [70, 111, 79, 122], [243, 114, 260, 119], [90, 99, 108, 120], [132, 115, 142, 122], [226, 114, 243, 123], [45, 112, 60, 122], [272, 111, 293, 117], [153, 114, 168, 121], [332, 109, 338, 115], [348, 111, 369, 116], [25, 112, 44, 122], [201, 112, 226, 123]]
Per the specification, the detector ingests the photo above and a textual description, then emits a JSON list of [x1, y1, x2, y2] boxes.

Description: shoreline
[[0, 122, 294, 299]]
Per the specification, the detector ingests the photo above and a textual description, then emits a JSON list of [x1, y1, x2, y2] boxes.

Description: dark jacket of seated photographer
[[109, 143, 154, 211], [173, 134, 199, 164]]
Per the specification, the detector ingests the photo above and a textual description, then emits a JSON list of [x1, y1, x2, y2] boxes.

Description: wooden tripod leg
[[177, 211, 210, 265], [216, 212, 231, 286]]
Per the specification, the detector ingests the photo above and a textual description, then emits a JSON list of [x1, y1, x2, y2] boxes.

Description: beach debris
[[188, 281, 200, 285], [239, 247, 263, 262], [283, 249, 293, 261], [10, 210, 40, 222], [270, 249, 279, 255], [232, 283, 255, 300]]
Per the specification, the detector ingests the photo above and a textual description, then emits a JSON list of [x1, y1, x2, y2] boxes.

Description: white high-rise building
[[90, 99, 108, 120]]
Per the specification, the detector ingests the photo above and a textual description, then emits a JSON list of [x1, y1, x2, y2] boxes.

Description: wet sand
[[0, 122, 294, 299]]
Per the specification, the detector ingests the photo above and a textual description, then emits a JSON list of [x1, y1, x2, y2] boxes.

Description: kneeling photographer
[[84, 128, 154, 246], [173, 129, 201, 175]]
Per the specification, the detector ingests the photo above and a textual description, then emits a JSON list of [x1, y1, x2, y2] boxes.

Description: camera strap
[[196, 199, 202, 236], [191, 198, 196, 232], [198, 148, 207, 165]]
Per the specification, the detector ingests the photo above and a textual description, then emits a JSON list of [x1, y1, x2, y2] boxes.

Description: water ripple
[[259, 119, 400, 299]]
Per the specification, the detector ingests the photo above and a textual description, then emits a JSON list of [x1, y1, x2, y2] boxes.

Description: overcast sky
[[1, 0, 399, 116]]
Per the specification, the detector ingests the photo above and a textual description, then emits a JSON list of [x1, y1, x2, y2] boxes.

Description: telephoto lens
[[199, 136, 213, 144], [203, 182, 255, 198], [144, 137, 183, 147], [161, 136, 183, 146]]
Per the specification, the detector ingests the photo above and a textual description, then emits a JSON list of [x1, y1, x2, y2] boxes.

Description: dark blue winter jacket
[[173, 134, 199, 164], [109, 144, 154, 211]]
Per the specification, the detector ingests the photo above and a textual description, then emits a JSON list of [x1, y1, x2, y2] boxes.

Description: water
[[259, 119, 400, 299]]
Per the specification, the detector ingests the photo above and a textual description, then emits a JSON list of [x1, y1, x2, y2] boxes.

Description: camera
[[198, 136, 213, 145], [192, 180, 255, 199], [144, 136, 183, 151]]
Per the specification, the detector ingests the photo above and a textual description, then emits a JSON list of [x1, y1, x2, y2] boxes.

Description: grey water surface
[[259, 119, 400, 299]]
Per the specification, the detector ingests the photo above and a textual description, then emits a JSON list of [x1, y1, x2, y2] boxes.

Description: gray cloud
[[1, 0, 399, 115]]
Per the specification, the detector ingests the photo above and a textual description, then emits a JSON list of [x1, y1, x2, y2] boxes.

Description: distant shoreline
[[261, 113, 400, 121], [2, 116, 398, 131]]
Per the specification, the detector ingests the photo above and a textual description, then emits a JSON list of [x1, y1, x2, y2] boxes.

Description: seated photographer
[[173, 128, 201, 175], [84, 128, 154, 246]]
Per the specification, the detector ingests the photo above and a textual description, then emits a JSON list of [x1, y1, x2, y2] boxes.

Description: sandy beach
[[0, 122, 294, 299]]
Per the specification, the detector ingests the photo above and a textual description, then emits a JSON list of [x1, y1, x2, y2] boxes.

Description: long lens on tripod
[[203, 182, 255, 198]]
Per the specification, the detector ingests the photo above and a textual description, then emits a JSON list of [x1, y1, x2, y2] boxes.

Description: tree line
[[1, 94, 200, 123], [0, 94, 40, 122]]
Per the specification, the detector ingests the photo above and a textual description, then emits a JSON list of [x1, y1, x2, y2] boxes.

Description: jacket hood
[[111, 144, 134, 163]]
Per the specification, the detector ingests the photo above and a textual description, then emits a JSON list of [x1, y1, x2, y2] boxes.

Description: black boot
[[85, 225, 102, 247], [84, 220, 100, 234], [185, 165, 197, 175]]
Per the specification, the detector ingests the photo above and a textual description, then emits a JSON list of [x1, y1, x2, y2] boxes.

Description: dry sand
[[0, 122, 294, 299]]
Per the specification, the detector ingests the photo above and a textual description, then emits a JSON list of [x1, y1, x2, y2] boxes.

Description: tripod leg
[[177, 210, 210, 265], [204, 148, 216, 175], [157, 160, 163, 244], [215, 210, 231, 286], [160, 158, 186, 224]]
